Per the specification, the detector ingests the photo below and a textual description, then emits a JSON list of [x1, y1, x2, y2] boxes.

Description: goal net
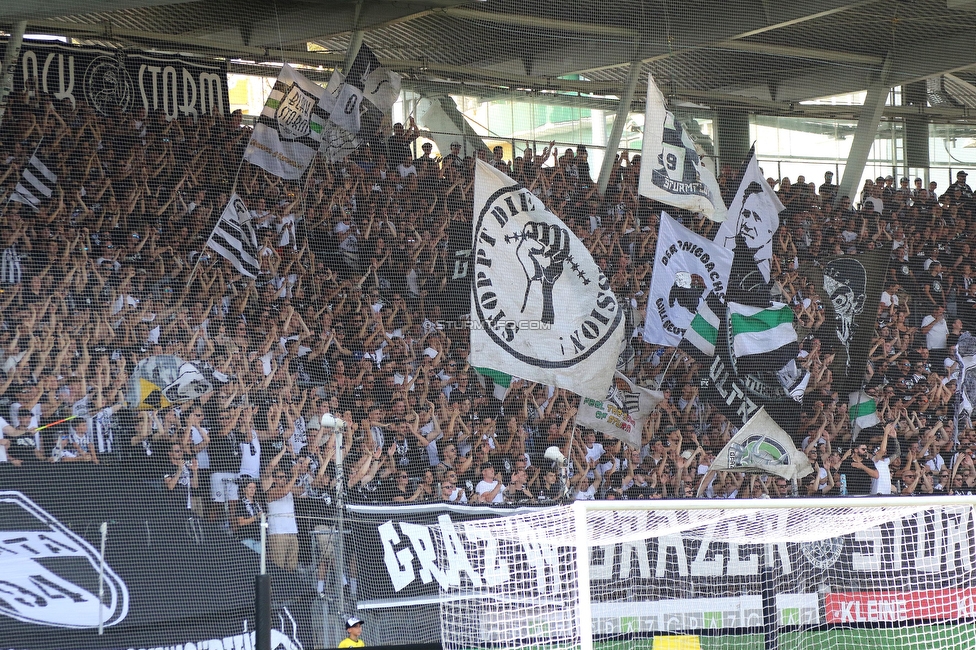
[[438, 497, 976, 650]]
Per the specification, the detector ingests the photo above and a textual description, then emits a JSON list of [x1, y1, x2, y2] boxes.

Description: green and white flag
[[474, 366, 512, 402], [849, 390, 880, 435], [244, 64, 329, 179], [679, 292, 723, 361], [728, 301, 797, 373]]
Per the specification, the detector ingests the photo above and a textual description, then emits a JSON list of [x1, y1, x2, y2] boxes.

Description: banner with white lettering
[[643, 211, 733, 347], [5, 41, 228, 121], [348, 502, 546, 607], [351, 501, 976, 623]]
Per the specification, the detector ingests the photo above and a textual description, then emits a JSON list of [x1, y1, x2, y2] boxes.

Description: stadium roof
[[7, 0, 976, 117]]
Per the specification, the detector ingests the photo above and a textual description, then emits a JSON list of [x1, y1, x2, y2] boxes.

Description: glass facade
[[227, 71, 976, 192]]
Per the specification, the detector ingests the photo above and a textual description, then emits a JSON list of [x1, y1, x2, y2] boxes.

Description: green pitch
[[592, 623, 976, 650]]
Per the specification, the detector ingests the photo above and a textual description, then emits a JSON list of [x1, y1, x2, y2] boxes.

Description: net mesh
[[4, 1, 976, 649], [441, 502, 976, 650]]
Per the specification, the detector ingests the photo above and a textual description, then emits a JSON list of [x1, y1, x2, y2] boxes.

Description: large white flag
[[643, 212, 733, 346], [470, 160, 626, 397], [578, 372, 663, 447], [208, 193, 260, 278], [244, 64, 329, 179], [708, 407, 813, 482], [318, 71, 360, 162], [715, 145, 784, 281], [639, 74, 726, 222], [329, 83, 363, 134]]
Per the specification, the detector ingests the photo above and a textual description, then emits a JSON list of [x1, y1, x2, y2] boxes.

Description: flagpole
[[294, 155, 318, 265], [654, 348, 680, 390], [561, 397, 583, 501]]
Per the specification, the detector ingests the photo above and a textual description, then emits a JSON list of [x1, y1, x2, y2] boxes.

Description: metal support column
[[836, 54, 892, 205], [597, 60, 641, 196], [342, 31, 364, 75], [342, 0, 366, 74], [0, 20, 28, 129]]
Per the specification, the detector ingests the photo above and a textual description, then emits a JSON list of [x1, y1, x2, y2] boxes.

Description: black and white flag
[[320, 42, 401, 162], [708, 407, 813, 482], [816, 250, 888, 395], [470, 160, 626, 397], [208, 193, 260, 278], [715, 145, 784, 282], [956, 332, 976, 421], [10, 151, 57, 211], [643, 211, 732, 346], [243, 64, 329, 179], [639, 74, 726, 222]]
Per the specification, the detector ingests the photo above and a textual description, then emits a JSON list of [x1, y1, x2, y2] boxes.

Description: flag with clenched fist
[[470, 160, 626, 397]]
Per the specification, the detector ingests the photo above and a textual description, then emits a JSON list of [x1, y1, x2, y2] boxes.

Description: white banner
[[469, 160, 625, 397], [715, 145, 784, 281], [363, 66, 402, 113], [639, 74, 726, 222], [578, 372, 663, 447], [643, 212, 733, 347], [329, 82, 363, 133]]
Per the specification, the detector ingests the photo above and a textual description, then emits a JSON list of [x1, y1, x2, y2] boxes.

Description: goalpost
[[436, 496, 976, 650]]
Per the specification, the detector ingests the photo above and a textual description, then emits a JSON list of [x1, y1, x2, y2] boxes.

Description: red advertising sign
[[825, 588, 976, 623]]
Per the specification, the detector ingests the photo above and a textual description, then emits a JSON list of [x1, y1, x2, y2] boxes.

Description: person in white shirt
[[474, 463, 506, 503], [583, 431, 605, 464], [870, 424, 898, 495], [921, 305, 949, 351], [184, 406, 211, 471], [397, 152, 418, 179]]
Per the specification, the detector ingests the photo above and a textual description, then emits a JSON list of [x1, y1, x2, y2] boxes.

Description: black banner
[[702, 353, 801, 434], [3, 40, 228, 120], [347, 503, 544, 605], [0, 465, 306, 650], [349, 502, 976, 618], [440, 218, 473, 321], [698, 236, 802, 434], [814, 250, 889, 395]]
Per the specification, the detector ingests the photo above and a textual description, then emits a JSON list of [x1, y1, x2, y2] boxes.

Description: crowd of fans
[[1, 90, 975, 568]]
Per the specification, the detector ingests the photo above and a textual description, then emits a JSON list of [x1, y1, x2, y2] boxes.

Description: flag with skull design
[[469, 160, 626, 397], [813, 250, 888, 394]]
